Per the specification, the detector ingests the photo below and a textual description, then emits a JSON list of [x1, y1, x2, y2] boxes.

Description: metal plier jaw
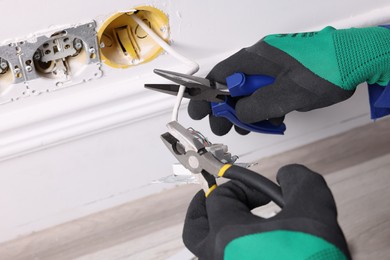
[[161, 121, 285, 207], [161, 121, 237, 192]]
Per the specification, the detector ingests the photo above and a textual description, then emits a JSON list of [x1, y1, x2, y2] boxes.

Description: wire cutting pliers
[[161, 121, 284, 207]]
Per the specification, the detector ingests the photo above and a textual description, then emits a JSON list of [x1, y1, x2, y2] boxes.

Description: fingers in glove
[[188, 100, 250, 136], [269, 116, 285, 126], [234, 125, 250, 135], [276, 164, 338, 220], [188, 100, 211, 120], [235, 77, 318, 123], [206, 181, 270, 229], [183, 190, 210, 254], [209, 114, 233, 136]]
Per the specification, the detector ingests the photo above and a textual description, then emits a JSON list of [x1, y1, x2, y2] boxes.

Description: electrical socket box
[[98, 7, 169, 68]]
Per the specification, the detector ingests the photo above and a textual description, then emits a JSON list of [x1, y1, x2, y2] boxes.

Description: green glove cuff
[[264, 26, 390, 90], [224, 230, 347, 260]]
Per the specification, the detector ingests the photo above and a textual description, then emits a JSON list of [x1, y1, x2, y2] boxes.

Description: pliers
[[162, 121, 284, 207], [145, 69, 286, 134]]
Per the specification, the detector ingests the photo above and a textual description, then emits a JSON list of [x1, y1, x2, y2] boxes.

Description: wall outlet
[[0, 22, 102, 104]]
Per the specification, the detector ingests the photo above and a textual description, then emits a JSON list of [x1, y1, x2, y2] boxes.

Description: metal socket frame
[[0, 21, 102, 104], [0, 44, 27, 104], [23, 22, 101, 82]]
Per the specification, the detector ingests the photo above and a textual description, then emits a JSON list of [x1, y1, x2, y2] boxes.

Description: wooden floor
[[1, 118, 389, 260]]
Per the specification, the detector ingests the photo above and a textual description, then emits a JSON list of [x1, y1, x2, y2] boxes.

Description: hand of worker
[[188, 26, 390, 135], [183, 164, 350, 260]]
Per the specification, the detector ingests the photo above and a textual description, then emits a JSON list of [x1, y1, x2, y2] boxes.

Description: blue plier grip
[[368, 24, 390, 120], [211, 72, 286, 134], [368, 82, 390, 120], [212, 99, 286, 134], [226, 72, 275, 97]]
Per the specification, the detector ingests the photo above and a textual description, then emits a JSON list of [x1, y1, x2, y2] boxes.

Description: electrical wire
[[131, 14, 199, 122]]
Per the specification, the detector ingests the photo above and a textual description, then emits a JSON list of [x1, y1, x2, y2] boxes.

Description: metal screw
[[74, 39, 83, 50], [89, 47, 95, 53], [160, 26, 167, 33], [0, 62, 8, 69], [26, 65, 33, 72], [14, 68, 20, 74], [34, 52, 41, 60], [100, 42, 105, 48]]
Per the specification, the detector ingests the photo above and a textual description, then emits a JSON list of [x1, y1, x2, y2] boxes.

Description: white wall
[[0, 0, 389, 243]]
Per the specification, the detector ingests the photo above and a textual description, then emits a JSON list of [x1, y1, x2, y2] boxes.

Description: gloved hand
[[183, 164, 350, 260], [188, 26, 390, 135]]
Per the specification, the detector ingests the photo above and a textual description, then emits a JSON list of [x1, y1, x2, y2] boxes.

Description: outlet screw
[[14, 68, 20, 74], [100, 42, 105, 48], [0, 62, 8, 69], [34, 52, 41, 60], [160, 26, 167, 33], [26, 65, 33, 72], [89, 47, 95, 54], [74, 39, 83, 50]]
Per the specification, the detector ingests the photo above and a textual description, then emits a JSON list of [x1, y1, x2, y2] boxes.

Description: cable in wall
[[131, 14, 199, 122]]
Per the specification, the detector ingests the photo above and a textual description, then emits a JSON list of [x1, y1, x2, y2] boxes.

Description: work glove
[[188, 26, 390, 135], [183, 164, 350, 260]]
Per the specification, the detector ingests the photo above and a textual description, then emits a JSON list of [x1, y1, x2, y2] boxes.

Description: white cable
[[131, 14, 199, 122]]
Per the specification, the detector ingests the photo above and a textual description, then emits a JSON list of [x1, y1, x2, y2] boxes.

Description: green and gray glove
[[188, 26, 390, 135], [183, 164, 350, 260]]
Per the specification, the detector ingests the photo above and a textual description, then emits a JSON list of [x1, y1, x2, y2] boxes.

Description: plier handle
[[162, 121, 284, 207]]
